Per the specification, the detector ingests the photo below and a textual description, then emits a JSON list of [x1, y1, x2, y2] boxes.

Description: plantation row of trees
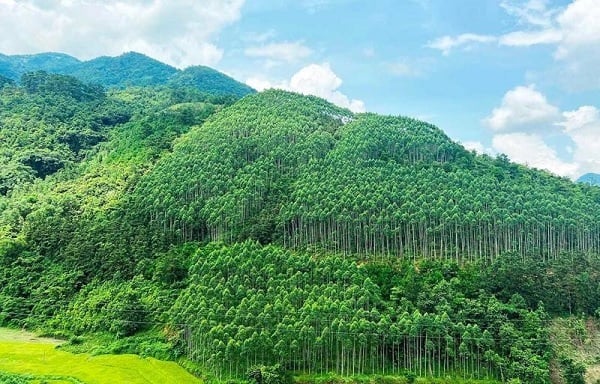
[[172, 242, 551, 383], [128, 91, 600, 261]]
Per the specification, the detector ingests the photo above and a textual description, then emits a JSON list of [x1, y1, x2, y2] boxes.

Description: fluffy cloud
[[426, 34, 496, 55], [492, 133, 578, 177], [245, 41, 313, 63], [0, 0, 245, 68], [484, 85, 560, 131], [246, 63, 365, 113], [554, 0, 600, 89], [559, 106, 600, 174], [461, 141, 487, 154], [484, 85, 600, 177]]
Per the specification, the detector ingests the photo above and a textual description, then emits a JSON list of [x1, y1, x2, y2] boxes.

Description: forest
[[0, 53, 599, 384]]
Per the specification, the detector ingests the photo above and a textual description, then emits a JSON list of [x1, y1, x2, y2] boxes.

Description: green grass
[[0, 328, 201, 384]]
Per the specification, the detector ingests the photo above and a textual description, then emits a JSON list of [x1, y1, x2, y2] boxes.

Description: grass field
[[0, 328, 201, 384]]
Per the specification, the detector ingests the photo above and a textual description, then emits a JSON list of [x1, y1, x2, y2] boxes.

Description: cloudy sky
[[1, 0, 599, 179]]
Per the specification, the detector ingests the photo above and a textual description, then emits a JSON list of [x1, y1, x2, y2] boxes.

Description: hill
[[168, 65, 255, 98], [0, 52, 80, 80], [578, 172, 600, 186], [61, 51, 178, 87], [0, 51, 255, 97], [0, 85, 599, 383], [131, 90, 600, 260]]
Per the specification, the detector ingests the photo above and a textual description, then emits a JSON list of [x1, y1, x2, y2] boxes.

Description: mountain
[[0, 81, 598, 383], [0, 52, 80, 80], [578, 172, 600, 186], [61, 51, 178, 87], [0, 51, 255, 97]]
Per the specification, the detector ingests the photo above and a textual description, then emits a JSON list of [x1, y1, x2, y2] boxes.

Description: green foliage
[[59, 332, 179, 361], [62, 52, 177, 88], [0, 371, 30, 384], [1, 72, 600, 384], [58, 276, 151, 337], [247, 364, 291, 384], [0, 74, 14, 87], [559, 356, 585, 384], [0, 72, 128, 195], [168, 65, 255, 98], [168, 242, 549, 382]]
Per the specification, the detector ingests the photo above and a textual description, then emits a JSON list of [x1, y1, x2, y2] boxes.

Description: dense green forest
[[1, 54, 600, 384]]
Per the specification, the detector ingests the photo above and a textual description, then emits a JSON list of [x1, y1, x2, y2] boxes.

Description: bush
[[247, 364, 291, 384]]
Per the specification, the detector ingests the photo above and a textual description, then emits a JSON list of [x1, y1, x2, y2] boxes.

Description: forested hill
[[131, 90, 600, 260], [1, 79, 600, 383], [0, 51, 255, 95]]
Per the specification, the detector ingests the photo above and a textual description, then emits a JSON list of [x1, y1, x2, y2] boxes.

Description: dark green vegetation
[[1, 55, 599, 384]]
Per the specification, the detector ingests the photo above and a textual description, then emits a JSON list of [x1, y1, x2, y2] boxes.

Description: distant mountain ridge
[[0, 52, 81, 80], [0, 51, 255, 97], [578, 172, 600, 186]]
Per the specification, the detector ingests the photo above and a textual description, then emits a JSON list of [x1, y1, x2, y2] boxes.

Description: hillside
[[0, 82, 599, 383], [169, 65, 255, 98], [130, 90, 600, 260]]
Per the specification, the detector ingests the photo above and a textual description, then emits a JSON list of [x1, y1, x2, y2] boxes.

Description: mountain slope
[[130, 89, 600, 260], [168, 65, 255, 98], [0, 71, 129, 196]]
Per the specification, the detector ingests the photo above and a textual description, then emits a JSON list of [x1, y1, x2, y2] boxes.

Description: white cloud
[[559, 106, 600, 174], [245, 41, 313, 63], [484, 86, 600, 178], [500, 0, 557, 28], [0, 0, 245, 68], [560, 105, 600, 132], [429, 0, 600, 90], [553, 0, 600, 89], [245, 77, 287, 91], [492, 133, 579, 177], [556, 0, 600, 49], [499, 29, 562, 46], [427, 34, 496, 55], [461, 141, 486, 154], [245, 63, 365, 113], [484, 85, 560, 131]]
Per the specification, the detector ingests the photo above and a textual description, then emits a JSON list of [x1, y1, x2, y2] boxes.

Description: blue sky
[[1, 0, 599, 179]]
